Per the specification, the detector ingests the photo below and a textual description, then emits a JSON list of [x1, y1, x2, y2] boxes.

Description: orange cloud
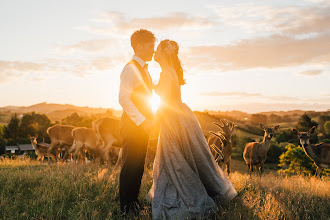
[[0, 55, 124, 82], [183, 34, 330, 70], [212, 3, 330, 35], [57, 39, 121, 53], [0, 61, 47, 82], [200, 91, 300, 102], [213, 102, 330, 113], [298, 70, 322, 76], [83, 11, 214, 34], [200, 91, 261, 97]]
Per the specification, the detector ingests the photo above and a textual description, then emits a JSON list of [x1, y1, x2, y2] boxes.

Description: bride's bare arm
[[153, 71, 172, 96]]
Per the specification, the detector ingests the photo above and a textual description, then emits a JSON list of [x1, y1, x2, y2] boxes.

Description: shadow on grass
[[214, 194, 261, 220]]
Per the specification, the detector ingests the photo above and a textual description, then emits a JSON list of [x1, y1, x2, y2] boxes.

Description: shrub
[[266, 142, 286, 163], [232, 135, 255, 160], [278, 144, 330, 176]]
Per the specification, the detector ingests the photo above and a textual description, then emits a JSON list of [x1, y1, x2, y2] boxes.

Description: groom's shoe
[[121, 201, 141, 216]]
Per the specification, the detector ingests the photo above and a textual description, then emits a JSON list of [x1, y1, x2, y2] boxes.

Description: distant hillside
[[0, 102, 122, 123], [194, 111, 263, 141]]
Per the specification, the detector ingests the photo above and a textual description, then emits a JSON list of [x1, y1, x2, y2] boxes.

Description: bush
[[324, 121, 330, 136], [275, 129, 298, 143], [266, 142, 286, 163], [231, 135, 255, 160], [278, 144, 330, 176]]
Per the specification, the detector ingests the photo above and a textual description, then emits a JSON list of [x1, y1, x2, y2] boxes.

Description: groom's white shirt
[[119, 55, 152, 126]]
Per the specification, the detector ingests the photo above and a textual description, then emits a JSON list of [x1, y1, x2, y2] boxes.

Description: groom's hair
[[131, 29, 156, 51]]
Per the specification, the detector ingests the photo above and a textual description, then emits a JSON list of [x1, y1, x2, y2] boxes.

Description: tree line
[[0, 111, 113, 155]]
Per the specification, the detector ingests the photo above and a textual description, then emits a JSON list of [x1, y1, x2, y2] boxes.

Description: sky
[[0, 0, 329, 113]]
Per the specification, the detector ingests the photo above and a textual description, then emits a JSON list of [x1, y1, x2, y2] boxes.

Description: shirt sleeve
[[119, 64, 146, 126]]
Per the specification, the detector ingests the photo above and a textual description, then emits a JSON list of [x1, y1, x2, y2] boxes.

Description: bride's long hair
[[159, 40, 186, 85]]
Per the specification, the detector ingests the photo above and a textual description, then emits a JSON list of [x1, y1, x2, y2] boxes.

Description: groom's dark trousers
[[119, 59, 153, 213], [119, 112, 149, 212]]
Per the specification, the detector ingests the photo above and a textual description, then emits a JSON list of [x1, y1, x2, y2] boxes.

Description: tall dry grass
[[0, 157, 329, 219]]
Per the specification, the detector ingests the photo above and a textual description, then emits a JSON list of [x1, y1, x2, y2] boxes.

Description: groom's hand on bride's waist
[[140, 119, 153, 134]]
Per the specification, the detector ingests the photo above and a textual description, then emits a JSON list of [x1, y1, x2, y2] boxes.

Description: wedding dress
[[147, 67, 237, 219]]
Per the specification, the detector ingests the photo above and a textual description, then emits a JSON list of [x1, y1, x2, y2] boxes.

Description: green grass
[[0, 158, 329, 220]]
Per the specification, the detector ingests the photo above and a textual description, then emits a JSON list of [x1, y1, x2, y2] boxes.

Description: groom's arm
[[119, 64, 146, 126]]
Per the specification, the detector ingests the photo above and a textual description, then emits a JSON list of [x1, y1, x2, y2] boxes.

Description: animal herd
[[28, 117, 330, 177], [208, 119, 330, 177], [28, 117, 122, 165], [28, 117, 157, 168]]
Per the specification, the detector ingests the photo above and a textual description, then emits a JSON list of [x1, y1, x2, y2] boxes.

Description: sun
[[150, 91, 161, 113]]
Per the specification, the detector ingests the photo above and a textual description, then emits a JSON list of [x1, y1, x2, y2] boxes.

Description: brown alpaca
[[69, 127, 100, 163], [92, 117, 121, 164], [47, 125, 75, 163]]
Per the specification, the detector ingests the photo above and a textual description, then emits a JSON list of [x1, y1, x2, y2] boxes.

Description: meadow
[[0, 157, 329, 220]]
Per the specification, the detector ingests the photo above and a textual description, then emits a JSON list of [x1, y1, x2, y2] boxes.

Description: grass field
[[0, 158, 329, 220]]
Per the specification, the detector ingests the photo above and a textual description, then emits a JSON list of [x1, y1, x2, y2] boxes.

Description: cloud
[[298, 69, 322, 76], [200, 91, 302, 102], [211, 3, 330, 36], [0, 60, 48, 82], [0, 56, 124, 82], [183, 34, 330, 71], [57, 39, 119, 53], [200, 90, 330, 108], [200, 91, 261, 97], [212, 102, 330, 113], [81, 11, 214, 35]]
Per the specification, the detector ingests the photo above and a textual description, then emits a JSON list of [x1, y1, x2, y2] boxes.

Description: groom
[[118, 29, 155, 214]]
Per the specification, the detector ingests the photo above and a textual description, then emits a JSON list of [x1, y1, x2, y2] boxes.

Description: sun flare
[[151, 91, 161, 113]]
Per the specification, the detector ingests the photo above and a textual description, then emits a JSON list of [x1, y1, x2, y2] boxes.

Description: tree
[[250, 114, 267, 125], [296, 113, 318, 131], [3, 114, 20, 144], [324, 121, 330, 136], [278, 143, 330, 176], [318, 115, 330, 133], [282, 115, 292, 123], [0, 138, 5, 155], [266, 142, 286, 163], [17, 112, 52, 143], [269, 114, 282, 123], [296, 113, 318, 143], [61, 113, 96, 128], [62, 112, 81, 126], [231, 135, 255, 160], [275, 129, 299, 143]]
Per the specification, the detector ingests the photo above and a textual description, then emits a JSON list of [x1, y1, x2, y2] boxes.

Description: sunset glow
[[0, 0, 329, 113], [151, 91, 161, 113]]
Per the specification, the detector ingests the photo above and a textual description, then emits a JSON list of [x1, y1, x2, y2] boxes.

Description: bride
[[147, 39, 237, 219]]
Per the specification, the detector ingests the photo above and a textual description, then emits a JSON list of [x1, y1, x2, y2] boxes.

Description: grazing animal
[[69, 127, 100, 162], [28, 134, 56, 162], [208, 119, 237, 174], [293, 126, 330, 177], [47, 125, 75, 163], [92, 117, 121, 164], [243, 123, 280, 174]]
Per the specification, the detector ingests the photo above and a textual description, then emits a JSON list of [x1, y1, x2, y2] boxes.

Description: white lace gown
[[147, 67, 237, 219]]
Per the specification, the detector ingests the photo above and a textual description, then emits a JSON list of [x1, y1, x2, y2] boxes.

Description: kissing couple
[[118, 29, 237, 219]]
